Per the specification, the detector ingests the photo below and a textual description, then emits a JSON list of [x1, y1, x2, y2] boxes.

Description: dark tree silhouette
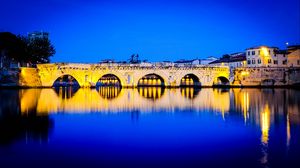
[[0, 32, 26, 62], [0, 32, 56, 66], [26, 37, 56, 64]]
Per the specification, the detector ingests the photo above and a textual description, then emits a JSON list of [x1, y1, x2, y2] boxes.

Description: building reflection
[[0, 90, 53, 145]]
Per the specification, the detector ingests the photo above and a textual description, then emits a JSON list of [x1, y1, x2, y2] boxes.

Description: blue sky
[[0, 0, 299, 62]]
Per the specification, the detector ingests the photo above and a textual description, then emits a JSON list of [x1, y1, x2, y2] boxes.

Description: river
[[0, 87, 300, 168]]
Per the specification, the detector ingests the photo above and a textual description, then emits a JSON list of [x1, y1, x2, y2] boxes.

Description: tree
[[26, 37, 56, 64], [0, 32, 56, 66], [0, 32, 26, 62]]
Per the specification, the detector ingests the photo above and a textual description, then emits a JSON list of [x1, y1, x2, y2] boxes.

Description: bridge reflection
[[0, 90, 53, 145], [1, 88, 300, 149], [18, 88, 231, 114]]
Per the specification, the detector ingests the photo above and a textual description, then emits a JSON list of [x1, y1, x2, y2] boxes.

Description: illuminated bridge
[[19, 63, 230, 88]]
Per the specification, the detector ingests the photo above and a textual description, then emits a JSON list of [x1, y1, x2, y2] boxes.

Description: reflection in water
[[18, 88, 233, 113], [0, 90, 53, 145], [260, 104, 271, 166], [1, 88, 300, 167], [97, 86, 122, 99], [180, 87, 200, 99], [54, 86, 79, 99], [261, 104, 271, 144], [138, 87, 165, 100]]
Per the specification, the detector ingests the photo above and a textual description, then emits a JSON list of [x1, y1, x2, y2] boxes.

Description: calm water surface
[[0, 88, 300, 168]]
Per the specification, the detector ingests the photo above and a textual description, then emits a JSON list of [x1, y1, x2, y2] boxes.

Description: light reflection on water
[[1, 88, 300, 168]]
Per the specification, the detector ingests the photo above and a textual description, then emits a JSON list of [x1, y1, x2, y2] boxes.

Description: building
[[209, 52, 246, 70], [287, 45, 300, 67], [245, 46, 288, 67], [28, 31, 49, 41], [174, 59, 200, 67], [154, 61, 174, 67], [200, 56, 218, 65]]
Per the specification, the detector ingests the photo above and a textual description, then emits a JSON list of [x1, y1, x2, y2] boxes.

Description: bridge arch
[[261, 79, 275, 86], [96, 74, 122, 87], [137, 73, 165, 87], [180, 73, 201, 87], [213, 76, 230, 86], [92, 72, 126, 88], [52, 74, 80, 87]]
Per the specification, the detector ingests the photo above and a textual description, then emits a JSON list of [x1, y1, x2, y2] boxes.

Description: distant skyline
[[1, 0, 299, 63]]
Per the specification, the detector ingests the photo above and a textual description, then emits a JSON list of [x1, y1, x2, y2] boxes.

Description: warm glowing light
[[261, 104, 270, 144], [261, 47, 270, 57], [20, 88, 230, 114], [241, 71, 249, 76]]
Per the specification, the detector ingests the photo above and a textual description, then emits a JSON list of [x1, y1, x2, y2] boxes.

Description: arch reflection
[[138, 87, 165, 100], [54, 86, 79, 99], [96, 86, 122, 99], [180, 87, 200, 99]]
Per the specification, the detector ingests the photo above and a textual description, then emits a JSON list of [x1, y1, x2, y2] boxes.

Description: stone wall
[[233, 67, 300, 86], [19, 68, 42, 87]]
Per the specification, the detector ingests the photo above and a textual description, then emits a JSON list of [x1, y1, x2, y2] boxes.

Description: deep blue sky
[[1, 0, 299, 63]]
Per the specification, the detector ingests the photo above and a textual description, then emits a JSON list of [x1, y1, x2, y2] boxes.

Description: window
[[258, 50, 260, 55], [252, 60, 255, 64], [298, 60, 300, 65], [274, 60, 278, 64], [258, 59, 261, 64], [269, 50, 271, 54], [283, 60, 287, 65], [247, 60, 251, 64], [252, 51, 255, 55], [248, 51, 250, 56], [268, 59, 271, 63]]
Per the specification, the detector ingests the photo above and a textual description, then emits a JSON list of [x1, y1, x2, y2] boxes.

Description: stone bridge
[[19, 63, 230, 87]]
